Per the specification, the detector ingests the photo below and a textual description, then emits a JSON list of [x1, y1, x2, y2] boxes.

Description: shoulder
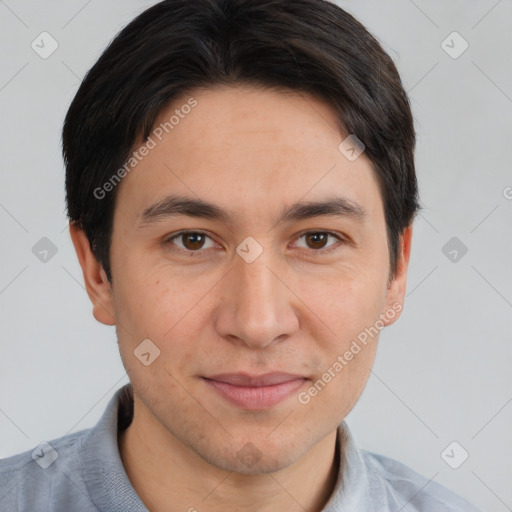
[[360, 450, 481, 511], [0, 429, 96, 511]]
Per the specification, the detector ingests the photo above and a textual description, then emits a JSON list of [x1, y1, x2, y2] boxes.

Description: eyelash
[[164, 229, 346, 256]]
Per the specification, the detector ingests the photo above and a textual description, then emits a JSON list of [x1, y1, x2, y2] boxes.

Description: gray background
[[0, 1, 511, 510]]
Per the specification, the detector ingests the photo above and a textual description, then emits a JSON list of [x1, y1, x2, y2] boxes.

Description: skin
[[70, 85, 412, 512]]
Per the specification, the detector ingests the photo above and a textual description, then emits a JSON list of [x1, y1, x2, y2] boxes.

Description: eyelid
[[291, 230, 345, 254], [165, 229, 219, 251]]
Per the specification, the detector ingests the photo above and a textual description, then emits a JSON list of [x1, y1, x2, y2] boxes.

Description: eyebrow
[[137, 194, 367, 227]]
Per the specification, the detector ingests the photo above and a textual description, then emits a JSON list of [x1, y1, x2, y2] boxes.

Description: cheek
[[299, 331, 379, 424], [294, 267, 384, 410], [295, 265, 387, 346], [114, 273, 202, 390], [112, 264, 219, 375], [112, 260, 208, 336]]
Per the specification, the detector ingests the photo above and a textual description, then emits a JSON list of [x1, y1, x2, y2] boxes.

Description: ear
[[69, 223, 116, 326], [382, 225, 413, 327]]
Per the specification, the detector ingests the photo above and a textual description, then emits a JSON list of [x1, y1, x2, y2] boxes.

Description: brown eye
[[181, 232, 206, 250], [305, 232, 329, 249], [167, 231, 216, 253], [294, 231, 343, 253]]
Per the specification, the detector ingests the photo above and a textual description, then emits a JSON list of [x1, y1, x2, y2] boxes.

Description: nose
[[213, 245, 300, 349]]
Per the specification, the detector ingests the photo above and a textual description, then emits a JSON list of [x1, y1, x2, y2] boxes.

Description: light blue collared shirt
[[0, 384, 481, 511]]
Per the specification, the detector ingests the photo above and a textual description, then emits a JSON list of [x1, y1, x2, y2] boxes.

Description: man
[[0, 0, 481, 510]]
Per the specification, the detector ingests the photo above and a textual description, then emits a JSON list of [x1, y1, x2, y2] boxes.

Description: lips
[[202, 372, 307, 410], [206, 372, 304, 387]]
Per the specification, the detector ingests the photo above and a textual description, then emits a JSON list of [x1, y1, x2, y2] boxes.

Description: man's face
[[84, 86, 409, 473]]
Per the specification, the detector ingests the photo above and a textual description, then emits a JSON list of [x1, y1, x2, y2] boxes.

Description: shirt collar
[[322, 419, 377, 511], [78, 384, 147, 511]]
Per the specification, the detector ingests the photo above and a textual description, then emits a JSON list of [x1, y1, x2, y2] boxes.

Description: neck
[[118, 396, 341, 512]]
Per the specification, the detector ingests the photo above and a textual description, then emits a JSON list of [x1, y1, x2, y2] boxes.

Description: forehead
[[113, 85, 384, 227]]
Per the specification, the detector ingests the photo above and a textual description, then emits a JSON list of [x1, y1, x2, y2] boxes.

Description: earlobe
[[68, 223, 116, 326], [383, 225, 413, 327]]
